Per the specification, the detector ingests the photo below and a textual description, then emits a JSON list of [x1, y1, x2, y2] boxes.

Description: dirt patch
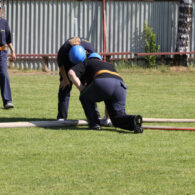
[[170, 66, 191, 72]]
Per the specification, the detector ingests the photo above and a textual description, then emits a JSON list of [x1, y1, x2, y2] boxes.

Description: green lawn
[[0, 68, 195, 194]]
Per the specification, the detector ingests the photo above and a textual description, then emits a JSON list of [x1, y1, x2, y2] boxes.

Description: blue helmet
[[88, 52, 103, 60], [69, 45, 86, 64]]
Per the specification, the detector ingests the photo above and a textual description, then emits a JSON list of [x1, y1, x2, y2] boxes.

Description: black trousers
[[80, 77, 136, 130]]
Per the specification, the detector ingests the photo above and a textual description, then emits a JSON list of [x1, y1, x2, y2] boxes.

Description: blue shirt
[[0, 17, 12, 46]]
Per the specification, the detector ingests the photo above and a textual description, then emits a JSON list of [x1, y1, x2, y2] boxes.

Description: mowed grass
[[0, 67, 195, 195]]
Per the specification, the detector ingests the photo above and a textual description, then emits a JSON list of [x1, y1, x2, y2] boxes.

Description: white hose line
[[143, 125, 195, 131], [0, 119, 195, 131], [0, 120, 88, 128]]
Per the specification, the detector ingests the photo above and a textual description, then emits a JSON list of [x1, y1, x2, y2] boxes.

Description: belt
[[93, 69, 120, 78], [0, 45, 7, 50]]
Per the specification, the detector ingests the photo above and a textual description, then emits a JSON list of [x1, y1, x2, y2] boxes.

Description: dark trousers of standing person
[[57, 74, 72, 120], [0, 51, 12, 107], [79, 77, 141, 130], [57, 73, 101, 120]]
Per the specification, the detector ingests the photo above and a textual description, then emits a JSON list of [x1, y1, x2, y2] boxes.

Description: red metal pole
[[102, 0, 107, 60], [143, 125, 195, 131]]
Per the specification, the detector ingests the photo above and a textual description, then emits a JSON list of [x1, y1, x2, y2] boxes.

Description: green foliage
[[0, 70, 195, 194], [143, 22, 160, 67], [113, 60, 137, 70]]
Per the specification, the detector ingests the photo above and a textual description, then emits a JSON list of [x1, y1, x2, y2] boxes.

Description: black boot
[[110, 114, 143, 133], [133, 115, 143, 134], [89, 123, 101, 130]]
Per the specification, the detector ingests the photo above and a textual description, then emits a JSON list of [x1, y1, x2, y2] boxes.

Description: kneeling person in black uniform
[[68, 53, 143, 133]]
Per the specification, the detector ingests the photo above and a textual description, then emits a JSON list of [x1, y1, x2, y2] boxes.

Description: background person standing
[[0, 3, 16, 109]]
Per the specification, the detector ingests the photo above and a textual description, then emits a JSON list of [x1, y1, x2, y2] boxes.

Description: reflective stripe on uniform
[[0, 45, 7, 50], [93, 69, 120, 78]]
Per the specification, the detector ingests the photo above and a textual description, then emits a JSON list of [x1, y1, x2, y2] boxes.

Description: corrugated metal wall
[[3, 0, 195, 70], [105, 1, 180, 58]]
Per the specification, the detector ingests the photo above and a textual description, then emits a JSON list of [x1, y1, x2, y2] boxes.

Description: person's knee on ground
[[109, 111, 143, 133]]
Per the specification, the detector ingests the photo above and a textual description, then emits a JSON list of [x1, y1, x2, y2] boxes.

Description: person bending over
[[68, 52, 143, 133], [57, 37, 97, 120]]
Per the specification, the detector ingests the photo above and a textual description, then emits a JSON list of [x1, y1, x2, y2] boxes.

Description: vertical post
[[175, 0, 193, 66], [102, 0, 107, 60], [42, 56, 50, 72]]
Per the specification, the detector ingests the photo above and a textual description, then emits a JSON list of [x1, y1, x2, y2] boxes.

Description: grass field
[[0, 67, 195, 194]]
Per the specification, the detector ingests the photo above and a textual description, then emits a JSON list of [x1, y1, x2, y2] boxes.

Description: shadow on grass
[[0, 117, 133, 134], [44, 126, 133, 134]]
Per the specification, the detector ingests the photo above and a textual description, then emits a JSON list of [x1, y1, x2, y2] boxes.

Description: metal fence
[[3, 0, 195, 70]]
